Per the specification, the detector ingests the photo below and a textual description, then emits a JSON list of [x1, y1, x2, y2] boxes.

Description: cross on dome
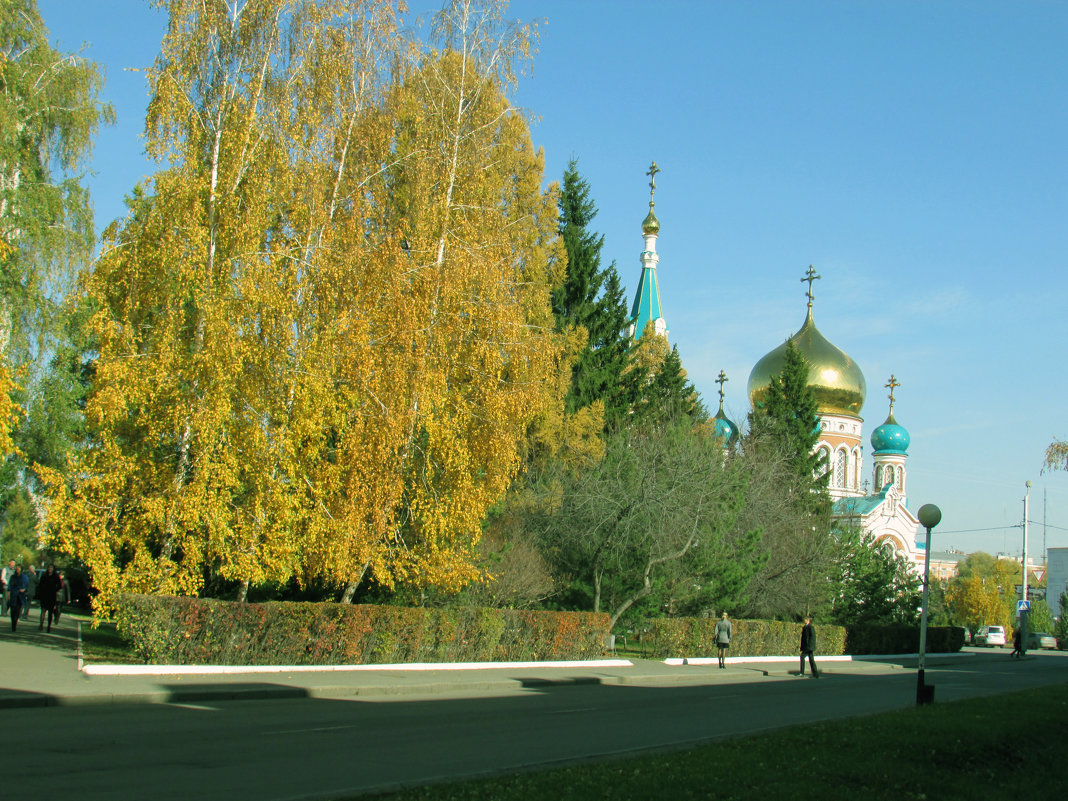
[[646, 161, 660, 205], [716, 369, 729, 405], [885, 374, 901, 414], [801, 265, 821, 309]]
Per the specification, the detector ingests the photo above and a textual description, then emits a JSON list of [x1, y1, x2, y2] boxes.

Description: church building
[[622, 167, 924, 567], [745, 270, 924, 568]]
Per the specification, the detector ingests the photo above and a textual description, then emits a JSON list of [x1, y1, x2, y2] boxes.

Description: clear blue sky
[[39, 0, 1068, 558]]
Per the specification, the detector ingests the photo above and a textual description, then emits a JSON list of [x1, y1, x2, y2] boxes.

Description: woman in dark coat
[[8, 565, 27, 631], [36, 565, 62, 633], [799, 616, 819, 678]]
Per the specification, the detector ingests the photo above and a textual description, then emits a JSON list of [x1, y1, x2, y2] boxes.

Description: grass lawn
[[68, 612, 140, 664], [357, 682, 1068, 801]]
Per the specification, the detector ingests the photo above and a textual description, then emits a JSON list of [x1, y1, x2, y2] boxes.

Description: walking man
[[37, 565, 61, 633], [800, 616, 819, 678], [714, 611, 732, 669]]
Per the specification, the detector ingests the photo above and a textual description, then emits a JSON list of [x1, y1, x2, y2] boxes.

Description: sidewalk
[[0, 608, 970, 710]]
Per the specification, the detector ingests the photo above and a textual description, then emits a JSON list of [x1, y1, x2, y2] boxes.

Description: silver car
[[1026, 632, 1058, 650], [975, 625, 1006, 647]]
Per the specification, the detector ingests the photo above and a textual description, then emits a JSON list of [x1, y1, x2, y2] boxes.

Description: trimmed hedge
[[115, 595, 610, 666], [647, 618, 846, 659], [645, 618, 964, 659], [844, 623, 966, 655]]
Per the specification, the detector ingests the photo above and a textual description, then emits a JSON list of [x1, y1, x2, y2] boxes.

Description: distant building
[[928, 550, 967, 582]]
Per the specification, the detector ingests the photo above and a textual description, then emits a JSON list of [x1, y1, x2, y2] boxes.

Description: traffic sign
[[1017, 600, 1030, 612]]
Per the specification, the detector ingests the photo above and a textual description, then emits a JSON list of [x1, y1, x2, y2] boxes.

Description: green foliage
[[553, 159, 633, 429], [531, 413, 763, 630], [647, 616, 847, 659], [1026, 598, 1054, 634], [843, 623, 964, 655], [629, 343, 706, 425], [746, 340, 827, 503], [830, 528, 921, 626], [1056, 592, 1068, 644], [115, 594, 610, 665]]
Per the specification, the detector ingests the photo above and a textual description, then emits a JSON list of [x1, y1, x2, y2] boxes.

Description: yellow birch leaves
[[42, 0, 565, 612]]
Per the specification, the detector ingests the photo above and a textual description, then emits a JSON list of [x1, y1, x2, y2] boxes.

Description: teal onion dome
[[871, 412, 910, 454], [711, 408, 739, 447]]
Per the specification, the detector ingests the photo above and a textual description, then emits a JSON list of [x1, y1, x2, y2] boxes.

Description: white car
[[974, 625, 1006, 647]]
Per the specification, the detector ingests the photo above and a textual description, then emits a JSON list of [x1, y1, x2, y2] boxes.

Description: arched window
[[835, 449, 847, 488], [896, 466, 904, 491], [817, 446, 830, 479], [883, 465, 894, 490]]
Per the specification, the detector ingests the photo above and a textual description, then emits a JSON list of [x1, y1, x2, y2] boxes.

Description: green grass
[[356, 683, 1068, 801], [70, 612, 140, 664]]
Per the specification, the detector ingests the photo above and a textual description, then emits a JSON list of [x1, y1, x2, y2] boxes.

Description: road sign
[[1017, 600, 1030, 612]]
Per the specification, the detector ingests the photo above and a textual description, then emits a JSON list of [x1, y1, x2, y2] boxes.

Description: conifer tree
[[747, 339, 827, 493], [553, 159, 633, 430]]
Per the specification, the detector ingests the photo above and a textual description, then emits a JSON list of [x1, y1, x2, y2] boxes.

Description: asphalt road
[[12, 651, 1067, 801]]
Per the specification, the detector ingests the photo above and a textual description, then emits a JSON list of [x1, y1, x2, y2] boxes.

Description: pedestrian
[[799, 616, 819, 678], [714, 611, 732, 669], [0, 560, 13, 611], [23, 564, 38, 619], [36, 564, 61, 633], [1010, 627, 1022, 658], [55, 570, 68, 624], [8, 565, 28, 632]]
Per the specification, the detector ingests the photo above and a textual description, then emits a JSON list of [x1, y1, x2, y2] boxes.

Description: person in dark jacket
[[54, 570, 69, 623], [36, 564, 62, 633], [8, 565, 28, 631], [714, 612, 732, 669], [799, 616, 819, 678]]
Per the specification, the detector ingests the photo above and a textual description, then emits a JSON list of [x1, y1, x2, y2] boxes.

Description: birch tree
[[42, 0, 566, 612]]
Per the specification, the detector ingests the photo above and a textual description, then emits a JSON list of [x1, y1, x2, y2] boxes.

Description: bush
[[643, 618, 964, 658], [844, 623, 965, 655], [115, 595, 610, 665], [646, 618, 847, 659]]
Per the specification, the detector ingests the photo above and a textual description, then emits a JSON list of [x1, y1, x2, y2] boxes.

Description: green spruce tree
[[553, 159, 633, 429], [747, 339, 827, 494]]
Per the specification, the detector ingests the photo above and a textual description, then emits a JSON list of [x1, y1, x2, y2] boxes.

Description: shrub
[[644, 618, 963, 658], [115, 595, 610, 665]]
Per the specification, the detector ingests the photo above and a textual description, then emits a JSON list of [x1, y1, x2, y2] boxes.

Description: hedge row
[[115, 595, 610, 665], [645, 618, 964, 659]]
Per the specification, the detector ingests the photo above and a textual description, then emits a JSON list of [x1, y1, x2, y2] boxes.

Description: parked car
[[974, 625, 1006, 647], [1026, 631, 1057, 650]]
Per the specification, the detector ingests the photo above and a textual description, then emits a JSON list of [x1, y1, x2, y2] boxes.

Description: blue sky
[[39, 0, 1068, 558]]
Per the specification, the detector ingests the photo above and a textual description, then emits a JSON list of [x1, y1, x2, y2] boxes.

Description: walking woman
[[8, 565, 28, 631]]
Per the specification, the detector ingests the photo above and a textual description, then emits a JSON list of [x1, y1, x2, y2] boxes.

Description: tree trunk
[[340, 563, 371, 604]]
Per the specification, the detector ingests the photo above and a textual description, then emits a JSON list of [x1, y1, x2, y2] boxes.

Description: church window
[[896, 466, 903, 491], [835, 450, 847, 488], [883, 465, 894, 490]]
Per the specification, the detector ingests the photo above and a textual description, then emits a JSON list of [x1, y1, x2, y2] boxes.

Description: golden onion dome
[[747, 307, 866, 417], [641, 204, 660, 235]]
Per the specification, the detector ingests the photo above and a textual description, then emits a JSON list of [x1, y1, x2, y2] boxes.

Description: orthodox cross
[[885, 374, 900, 414], [716, 370, 729, 406], [801, 265, 821, 309], [646, 161, 660, 205]]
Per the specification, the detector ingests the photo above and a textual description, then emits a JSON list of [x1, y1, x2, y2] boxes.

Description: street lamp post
[[916, 503, 941, 706], [1021, 481, 1032, 652]]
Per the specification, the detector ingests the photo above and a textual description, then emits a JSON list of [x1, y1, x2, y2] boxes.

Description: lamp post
[[916, 503, 941, 706], [1021, 481, 1032, 652]]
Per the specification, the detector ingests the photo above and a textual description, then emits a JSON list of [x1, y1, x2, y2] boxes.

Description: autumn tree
[[43, 0, 565, 613], [945, 552, 1019, 631]]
